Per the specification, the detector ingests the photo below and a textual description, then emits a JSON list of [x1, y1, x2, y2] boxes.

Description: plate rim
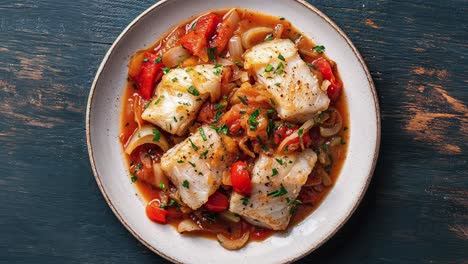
[[86, 0, 381, 263]]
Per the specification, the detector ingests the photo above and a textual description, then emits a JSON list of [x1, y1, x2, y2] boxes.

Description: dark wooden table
[[1, 0, 467, 263]]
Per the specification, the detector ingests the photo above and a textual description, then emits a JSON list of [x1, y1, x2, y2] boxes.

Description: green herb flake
[[220, 124, 229, 135], [275, 158, 284, 165], [265, 64, 274, 72], [155, 57, 162, 63], [322, 144, 329, 152], [270, 98, 276, 105], [131, 176, 138, 183], [241, 196, 250, 206], [248, 108, 260, 131], [239, 110, 247, 114], [267, 184, 288, 197], [272, 168, 279, 177], [214, 104, 225, 110], [279, 17, 285, 20], [199, 127, 208, 141], [186, 67, 193, 72], [188, 161, 196, 168], [162, 67, 170, 74], [265, 35, 273, 41], [152, 129, 161, 142], [214, 68, 222, 76], [177, 160, 184, 163], [187, 85, 200, 96], [298, 128, 304, 137], [172, 77, 178, 82], [143, 58, 149, 62], [212, 110, 222, 124], [199, 149, 208, 159], [238, 96, 248, 105], [158, 182, 166, 189], [313, 45, 326, 53], [173, 116, 178, 122], [154, 98, 161, 105], [274, 82, 281, 87], [278, 54, 286, 61], [182, 180, 190, 188], [207, 47, 217, 62], [189, 138, 199, 151]]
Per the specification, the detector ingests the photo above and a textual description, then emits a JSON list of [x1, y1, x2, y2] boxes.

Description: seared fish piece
[[244, 39, 330, 123], [160, 126, 237, 210], [142, 64, 222, 136], [229, 149, 317, 230]]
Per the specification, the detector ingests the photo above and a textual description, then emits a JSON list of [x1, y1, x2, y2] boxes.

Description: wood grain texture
[[0, 0, 466, 263]]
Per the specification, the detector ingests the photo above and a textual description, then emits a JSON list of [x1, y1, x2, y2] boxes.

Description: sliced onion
[[321, 79, 331, 92], [220, 211, 240, 223], [298, 48, 317, 58], [320, 111, 342, 137], [124, 124, 170, 154], [133, 95, 144, 130], [228, 35, 243, 63], [152, 163, 169, 189], [232, 70, 248, 83], [162, 45, 190, 68], [274, 24, 284, 39], [239, 137, 255, 158], [217, 231, 250, 250], [216, 57, 234, 66], [224, 8, 240, 26], [277, 119, 315, 153], [241, 27, 274, 49], [177, 219, 201, 233]]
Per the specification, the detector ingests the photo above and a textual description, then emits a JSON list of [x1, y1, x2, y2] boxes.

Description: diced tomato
[[273, 123, 312, 149], [220, 106, 243, 135], [210, 15, 237, 54], [179, 13, 219, 59], [138, 52, 164, 99], [230, 161, 251, 195], [146, 199, 168, 224], [205, 191, 229, 212], [312, 57, 342, 101], [197, 102, 217, 124]]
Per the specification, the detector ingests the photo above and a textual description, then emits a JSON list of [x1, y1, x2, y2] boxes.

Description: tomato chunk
[[312, 57, 342, 101], [205, 191, 229, 212], [179, 13, 219, 60], [138, 52, 164, 100], [146, 199, 168, 224], [210, 14, 237, 54], [230, 161, 251, 195], [273, 123, 312, 149]]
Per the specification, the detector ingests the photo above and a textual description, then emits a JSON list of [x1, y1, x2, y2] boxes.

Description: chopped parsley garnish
[[189, 138, 199, 150], [214, 104, 225, 110], [143, 58, 149, 62], [212, 110, 222, 123], [270, 98, 276, 105], [234, 60, 242, 69], [144, 99, 152, 109], [265, 64, 274, 72], [155, 57, 162, 63], [298, 128, 304, 137], [214, 67, 222, 76], [214, 63, 222, 68], [313, 45, 326, 53], [199, 127, 207, 141], [272, 168, 279, 177], [186, 67, 193, 72], [267, 109, 276, 114], [209, 125, 220, 133], [275, 158, 284, 165], [152, 129, 161, 142], [274, 82, 281, 87], [190, 21, 197, 29], [207, 47, 217, 62], [188, 161, 196, 167], [199, 149, 208, 159], [205, 214, 217, 222], [238, 96, 248, 105], [173, 116, 178, 122], [239, 110, 247, 114], [177, 160, 184, 163], [158, 182, 166, 189], [162, 67, 170, 74], [322, 144, 329, 152], [172, 77, 178, 82], [278, 54, 286, 61], [275, 62, 284, 74], [267, 184, 288, 197], [187, 85, 200, 96], [248, 108, 260, 131], [220, 124, 228, 135], [182, 180, 190, 188], [341, 138, 346, 145], [265, 35, 273, 41], [131, 176, 138, 182], [240, 196, 250, 206], [267, 118, 275, 139], [279, 17, 285, 20], [154, 98, 161, 105]]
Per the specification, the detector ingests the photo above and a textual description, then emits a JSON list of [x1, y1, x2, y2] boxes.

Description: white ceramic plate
[[86, 0, 380, 263]]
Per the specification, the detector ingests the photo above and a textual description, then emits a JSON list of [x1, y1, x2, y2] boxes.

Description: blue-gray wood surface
[[0, 0, 467, 263]]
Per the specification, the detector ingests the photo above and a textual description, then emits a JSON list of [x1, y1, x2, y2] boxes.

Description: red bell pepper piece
[[138, 52, 164, 100], [312, 57, 342, 101], [179, 13, 219, 60], [210, 14, 237, 54], [204, 191, 229, 212]]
